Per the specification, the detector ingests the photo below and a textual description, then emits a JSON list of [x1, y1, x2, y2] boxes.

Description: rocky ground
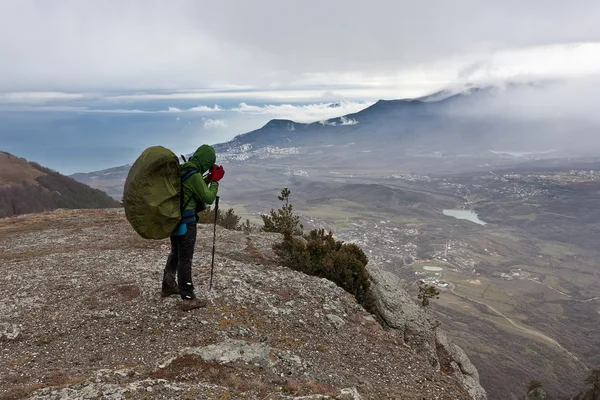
[[1, 209, 474, 399]]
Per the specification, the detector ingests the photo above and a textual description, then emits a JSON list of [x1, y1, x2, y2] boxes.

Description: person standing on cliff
[[160, 144, 225, 311]]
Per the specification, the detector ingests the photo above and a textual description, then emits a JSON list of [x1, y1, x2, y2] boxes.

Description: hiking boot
[[180, 297, 208, 311], [160, 286, 180, 297]]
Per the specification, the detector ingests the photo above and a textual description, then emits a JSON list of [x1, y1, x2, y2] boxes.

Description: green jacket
[[181, 145, 219, 210]]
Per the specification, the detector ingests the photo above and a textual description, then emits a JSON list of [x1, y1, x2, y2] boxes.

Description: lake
[[443, 209, 486, 225]]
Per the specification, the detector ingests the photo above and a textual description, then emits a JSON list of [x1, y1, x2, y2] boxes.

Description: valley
[[221, 163, 600, 400]]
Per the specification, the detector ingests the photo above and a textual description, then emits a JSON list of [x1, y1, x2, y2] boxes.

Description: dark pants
[[163, 222, 197, 299]]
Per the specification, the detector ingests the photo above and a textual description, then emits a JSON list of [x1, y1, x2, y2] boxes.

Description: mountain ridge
[[0, 151, 120, 216]]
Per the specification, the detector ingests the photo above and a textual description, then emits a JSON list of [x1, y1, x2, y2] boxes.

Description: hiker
[[160, 144, 225, 311]]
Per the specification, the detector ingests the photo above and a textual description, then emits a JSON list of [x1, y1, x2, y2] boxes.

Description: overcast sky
[[1, 0, 600, 173], [1, 0, 600, 100]]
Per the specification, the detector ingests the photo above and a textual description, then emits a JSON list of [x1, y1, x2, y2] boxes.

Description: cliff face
[[1, 209, 483, 399], [368, 267, 486, 399]]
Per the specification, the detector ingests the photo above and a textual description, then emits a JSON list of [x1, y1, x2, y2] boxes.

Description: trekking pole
[[209, 196, 219, 290]]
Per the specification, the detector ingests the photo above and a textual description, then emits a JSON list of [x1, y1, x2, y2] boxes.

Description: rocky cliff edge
[[1, 209, 485, 399]]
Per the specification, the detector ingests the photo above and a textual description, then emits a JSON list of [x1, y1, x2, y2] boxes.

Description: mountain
[[70, 163, 133, 200], [0, 208, 485, 399], [0, 151, 120, 217], [214, 84, 583, 157], [73, 84, 599, 199]]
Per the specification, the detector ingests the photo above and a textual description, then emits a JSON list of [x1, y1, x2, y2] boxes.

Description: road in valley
[[446, 282, 587, 370]]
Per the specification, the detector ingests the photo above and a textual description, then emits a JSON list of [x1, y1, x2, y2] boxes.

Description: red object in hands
[[210, 165, 225, 182]]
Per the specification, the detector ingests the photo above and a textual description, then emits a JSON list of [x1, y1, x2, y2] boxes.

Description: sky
[[1, 0, 600, 173]]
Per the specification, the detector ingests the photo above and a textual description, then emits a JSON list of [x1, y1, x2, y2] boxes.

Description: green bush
[[527, 380, 543, 392], [261, 188, 303, 235], [197, 206, 242, 230], [275, 229, 377, 315], [240, 219, 256, 232], [263, 187, 378, 316], [417, 282, 440, 307]]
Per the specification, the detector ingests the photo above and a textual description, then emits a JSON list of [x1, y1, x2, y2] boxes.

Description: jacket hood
[[184, 145, 216, 174]]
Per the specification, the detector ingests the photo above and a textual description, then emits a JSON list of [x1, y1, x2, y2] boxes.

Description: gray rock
[[0, 322, 21, 340], [180, 339, 276, 367], [435, 330, 487, 400], [326, 314, 346, 329], [340, 387, 362, 399], [367, 264, 436, 355]]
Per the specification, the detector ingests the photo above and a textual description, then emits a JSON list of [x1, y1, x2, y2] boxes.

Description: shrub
[[275, 229, 377, 315], [527, 380, 543, 392], [261, 188, 303, 235], [219, 208, 241, 230], [265, 188, 378, 316], [240, 219, 256, 232], [197, 206, 242, 230], [417, 282, 440, 307]]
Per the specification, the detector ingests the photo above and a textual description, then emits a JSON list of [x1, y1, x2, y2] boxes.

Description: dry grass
[[0, 373, 85, 400], [151, 355, 269, 396], [0, 383, 46, 400], [245, 238, 265, 262], [83, 281, 141, 309], [282, 379, 338, 397], [0, 152, 45, 186], [116, 284, 142, 300]]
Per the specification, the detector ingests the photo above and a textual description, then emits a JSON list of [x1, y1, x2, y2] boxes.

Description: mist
[[433, 80, 600, 154]]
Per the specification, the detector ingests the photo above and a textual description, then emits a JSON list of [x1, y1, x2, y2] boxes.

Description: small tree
[[241, 219, 255, 233], [197, 206, 242, 230], [585, 369, 600, 399], [261, 188, 303, 235], [219, 208, 241, 230], [417, 282, 440, 307], [527, 380, 543, 392], [10, 199, 22, 216]]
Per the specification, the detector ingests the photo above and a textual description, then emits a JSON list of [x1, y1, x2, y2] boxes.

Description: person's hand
[[210, 165, 225, 182]]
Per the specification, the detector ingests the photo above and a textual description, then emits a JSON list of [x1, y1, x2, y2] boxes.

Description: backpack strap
[[180, 169, 198, 211], [182, 169, 197, 182]]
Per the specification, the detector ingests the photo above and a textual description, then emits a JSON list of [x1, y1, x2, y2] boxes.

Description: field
[[226, 167, 600, 400]]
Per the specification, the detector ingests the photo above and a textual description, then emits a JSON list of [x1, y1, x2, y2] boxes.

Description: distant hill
[[70, 163, 132, 200], [0, 151, 120, 217], [73, 83, 599, 198], [213, 84, 575, 155]]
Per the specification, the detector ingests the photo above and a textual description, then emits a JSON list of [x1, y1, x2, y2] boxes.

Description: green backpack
[[123, 146, 197, 239]]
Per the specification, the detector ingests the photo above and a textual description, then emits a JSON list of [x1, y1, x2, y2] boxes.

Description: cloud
[[230, 101, 372, 123], [443, 79, 600, 122], [1, 1, 600, 95], [166, 105, 221, 112], [105, 89, 390, 102], [202, 118, 227, 129], [3, 41, 600, 105], [0, 91, 86, 103], [340, 116, 359, 126], [454, 42, 600, 83], [190, 105, 222, 112]]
